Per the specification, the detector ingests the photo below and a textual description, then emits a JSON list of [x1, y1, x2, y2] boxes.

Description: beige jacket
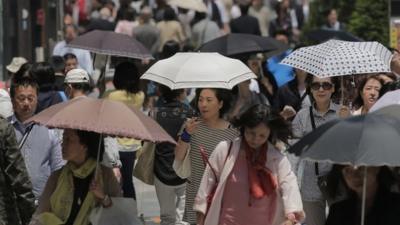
[[194, 137, 303, 225]]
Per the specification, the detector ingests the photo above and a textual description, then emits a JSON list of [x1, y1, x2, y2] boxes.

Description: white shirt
[[52, 40, 94, 75]]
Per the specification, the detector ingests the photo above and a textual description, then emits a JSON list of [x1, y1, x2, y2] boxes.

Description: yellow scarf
[[39, 158, 102, 225]]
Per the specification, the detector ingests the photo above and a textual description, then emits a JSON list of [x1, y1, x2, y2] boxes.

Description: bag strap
[[200, 141, 233, 183], [309, 106, 320, 176]]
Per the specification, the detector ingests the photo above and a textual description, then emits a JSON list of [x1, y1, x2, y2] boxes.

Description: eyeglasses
[[310, 82, 333, 91]]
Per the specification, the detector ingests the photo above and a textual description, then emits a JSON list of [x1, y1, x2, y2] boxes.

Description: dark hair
[[305, 73, 338, 104], [63, 24, 78, 34], [63, 53, 78, 61], [30, 62, 56, 91], [113, 61, 141, 94], [352, 75, 384, 109], [233, 104, 291, 143], [49, 56, 65, 73], [160, 40, 180, 59], [194, 88, 232, 118], [380, 79, 400, 97], [163, 7, 176, 21], [239, 2, 250, 15], [13, 63, 33, 82], [326, 165, 396, 199], [10, 76, 39, 99], [70, 83, 91, 93], [274, 29, 290, 39], [76, 130, 104, 161], [158, 85, 185, 103]]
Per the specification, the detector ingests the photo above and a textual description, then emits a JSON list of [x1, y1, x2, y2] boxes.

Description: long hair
[[352, 75, 384, 110]]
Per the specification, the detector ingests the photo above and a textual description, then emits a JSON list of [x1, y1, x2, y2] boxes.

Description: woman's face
[[198, 89, 223, 120], [361, 78, 381, 109], [342, 166, 380, 195], [310, 77, 335, 104], [244, 123, 270, 149], [62, 129, 87, 163]]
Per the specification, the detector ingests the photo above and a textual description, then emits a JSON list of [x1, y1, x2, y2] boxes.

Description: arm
[[276, 154, 305, 223], [48, 130, 65, 172], [2, 121, 36, 224]]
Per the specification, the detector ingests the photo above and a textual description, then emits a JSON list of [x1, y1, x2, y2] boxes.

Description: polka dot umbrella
[[281, 40, 392, 78]]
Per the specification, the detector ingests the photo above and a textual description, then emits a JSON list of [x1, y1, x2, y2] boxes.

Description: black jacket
[[230, 15, 261, 35]]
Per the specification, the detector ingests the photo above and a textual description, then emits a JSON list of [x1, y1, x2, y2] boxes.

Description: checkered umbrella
[[281, 40, 392, 77]]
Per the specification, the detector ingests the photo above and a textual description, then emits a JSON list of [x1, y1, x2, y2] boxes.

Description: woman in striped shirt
[[174, 88, 239, 225]]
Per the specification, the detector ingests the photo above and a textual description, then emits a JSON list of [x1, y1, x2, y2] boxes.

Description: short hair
[[30, 62, 56, 90], [10, 76, 39, 99], [232, 104, 291, 143], [113, 62, 141, 94], [163, 7, 176, 21], [76, 130, 104, 161], [13, 63, 33, 82], [380, 79, 400, 97], [352, 75, 384, 109], [49, 56, 65, 73], [63, 53, 78, 61], [194, 88, 232, 118], [63, 24, 78, 34], [160, 40, 180, 59]]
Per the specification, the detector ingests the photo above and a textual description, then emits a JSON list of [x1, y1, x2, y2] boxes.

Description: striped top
[[183, 120, 239, 224]]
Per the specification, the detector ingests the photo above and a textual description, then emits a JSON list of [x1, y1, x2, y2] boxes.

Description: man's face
[[65, 26, 77, 43], [275, 34, 289, 44], [12, 85, 38, 122], [65, 58, 78, 73]]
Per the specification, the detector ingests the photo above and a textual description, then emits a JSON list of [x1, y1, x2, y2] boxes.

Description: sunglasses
[[310, 82, 333, 91]]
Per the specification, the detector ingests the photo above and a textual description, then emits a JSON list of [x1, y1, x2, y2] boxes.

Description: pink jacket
[[194, 137, 303, 225]]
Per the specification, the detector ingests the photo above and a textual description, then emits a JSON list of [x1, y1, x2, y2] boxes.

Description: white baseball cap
[[6, 57, 28, 73], [64, 68, 90, 84]]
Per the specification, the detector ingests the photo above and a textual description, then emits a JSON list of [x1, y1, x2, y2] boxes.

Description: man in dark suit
[[229, 0, 261, 35]]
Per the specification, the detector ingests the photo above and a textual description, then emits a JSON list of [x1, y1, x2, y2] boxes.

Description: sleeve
[[291, 110, 305, 139], [48, 130, 65, 172], [276, 153, 303, 215], [80, 51, 94, 76], [2, 121, 36, 224], [102, 137, 121, 168], [193, 141, 229, 214]]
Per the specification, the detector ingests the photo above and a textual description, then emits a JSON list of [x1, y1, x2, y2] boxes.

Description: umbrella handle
[[340, 76, 344, 106], [95, 133, 103, 180], [361, 167, 367, 225]]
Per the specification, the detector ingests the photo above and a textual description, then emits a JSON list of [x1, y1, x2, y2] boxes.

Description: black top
[[326, 187, 400, 225], [65, 172, 94, 225], [273, 78, 307, 112], [153, 101, 197, 186]]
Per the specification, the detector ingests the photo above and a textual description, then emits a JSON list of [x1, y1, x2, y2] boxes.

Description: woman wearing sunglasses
[[291, 75, 340, 225]]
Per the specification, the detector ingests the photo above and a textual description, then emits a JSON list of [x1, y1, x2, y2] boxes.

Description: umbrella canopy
[[281, 40, 392, 78], [288, 105, 400, 167], [198, 33, 289, 57], [26, 97, 176, 144], [168, 0, 207, 12], [140, 52, 257, 89], [306, 29, 363, 42], [67, 30, 153, 60], [369, 89, 400, 112]]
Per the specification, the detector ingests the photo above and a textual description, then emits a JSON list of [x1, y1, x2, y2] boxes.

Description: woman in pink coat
[[194, 104, 304, 225]]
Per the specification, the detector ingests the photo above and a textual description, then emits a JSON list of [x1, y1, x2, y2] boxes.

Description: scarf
[[244, 140, 278, 201], [39, 158, 100, 225]]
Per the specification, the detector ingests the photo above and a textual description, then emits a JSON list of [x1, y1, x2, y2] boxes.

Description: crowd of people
[[1, 1, 400, 225]]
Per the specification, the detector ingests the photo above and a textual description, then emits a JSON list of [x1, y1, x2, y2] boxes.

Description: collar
[[311, 102, 339, 117], [9, 114, 34, 134]]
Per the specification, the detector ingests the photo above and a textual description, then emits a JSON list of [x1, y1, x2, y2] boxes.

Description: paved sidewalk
[[134, 177, 160, 225]]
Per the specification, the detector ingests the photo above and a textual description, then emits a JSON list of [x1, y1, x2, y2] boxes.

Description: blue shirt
[[8, 115, 65, 198], [267, 49, 294, 87]]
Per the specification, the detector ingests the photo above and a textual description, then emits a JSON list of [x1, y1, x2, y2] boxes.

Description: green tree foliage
[[304, 0, 389, 44], [347, 0, 389, 44]]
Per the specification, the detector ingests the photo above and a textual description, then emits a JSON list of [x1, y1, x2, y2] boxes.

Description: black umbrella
[[198, 33, 289, 58], [306, 29, 363, 43], [288, 105, 400, 167], [67, 30, 153, 60]]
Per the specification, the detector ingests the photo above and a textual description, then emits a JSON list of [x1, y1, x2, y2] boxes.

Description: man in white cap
[[64, 68, 91, 99], [64, 68, 122, 176], [5, 57, 28, 90]]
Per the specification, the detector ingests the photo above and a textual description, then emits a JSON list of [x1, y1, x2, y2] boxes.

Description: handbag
[[173, 146, 192, 179], [89, 197, 142, 225], [199, 142, 232, 214], [133, 142, 155, 185]]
